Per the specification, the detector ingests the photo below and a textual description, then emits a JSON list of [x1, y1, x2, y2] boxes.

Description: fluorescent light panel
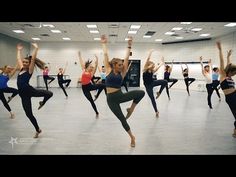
[[191, 28, 202, 32], [62, 37, 71, 40], [143, 35, 152, 38], [13, 30, 25, 33], [180, 22, 192, 25], [32, 38, 40, 40], [128, 30, 137, 34], [51, 30, 61, 33], [165, 31, 175, 35], [155, 39, 163, 42], [89, 30, 99, 34], [172, 27, 183, 31], [87, 25, 97, 28], [43, 24, 55, 28], [200, 33, 210, 37], [130, 25, 141, 29], [224, 23, 236, 27], [94, 38, 101, 41]]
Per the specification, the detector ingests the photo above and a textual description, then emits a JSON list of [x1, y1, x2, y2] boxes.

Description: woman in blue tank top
[[16, 43, 53, 138], [217, 42, 236, 137], [0, 65, 18, 118], [100, 35, 145, 148]]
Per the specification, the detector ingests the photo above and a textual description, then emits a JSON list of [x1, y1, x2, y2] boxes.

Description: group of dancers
[[0, 36, 236, 147]]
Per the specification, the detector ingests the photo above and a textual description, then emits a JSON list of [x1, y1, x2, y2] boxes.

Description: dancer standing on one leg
[[163, 59, 178, 99], [200, 56, 214, 109], [43, 64, 55, 90], [95, 65, 107, 95], [143, 49, 167, 117], [216, 42, 236, 137], [57, 62, 71, 98], [78, 51, 105, 117], [16, 43, 53, 138], [101, 35, 145, 147], [212, 67, 221, 101], [181, 63, 195, 96], [0, 65, 18, 118]]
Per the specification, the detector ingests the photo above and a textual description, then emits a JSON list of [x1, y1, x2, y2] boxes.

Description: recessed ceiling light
[[43, 24, 55, 28], [32, 37, 40, 40], [224, 23, 236, 27], [62, 37, 71, 40], [180, 22, 192, 25], [130, 25, 141, 29], [51, 30, 61, 33], [13, 30, 25, 33], [143, 35, 152, 38], [87, 25, 97, 28], [89, 30, 99, 34], [200, 33, 210, 37], [165, 32, 175, 35], [191, 28, 202, 32], [155, 39, 163, 42], [94, 38, 101, 41], [172, 27, 183, 31], [176, 37, 183, 39], [128, 30, 137, 34]]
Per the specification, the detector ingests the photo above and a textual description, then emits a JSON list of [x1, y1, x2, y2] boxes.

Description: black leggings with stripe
[[0, 87, 18, 112]]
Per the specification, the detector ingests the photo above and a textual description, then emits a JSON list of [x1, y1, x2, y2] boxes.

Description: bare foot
[[10, 113, 15, 119], [219, 98, 221, 102], [126, 108, 133, 119], [131, 136, 135, 147], [156, 92, 161, 99], [96, 113, 99, 118], [156, 112, 159, 118], [233, 129, 236, 138], [34, 129, 42, 138]]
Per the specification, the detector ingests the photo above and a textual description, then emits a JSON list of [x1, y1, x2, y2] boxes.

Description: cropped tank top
[[220, 77, 235, 90], [0, 74, 9, 89], [212, 72, 219, 81], [17, 70, 32, 90], [164, 71, 170, 80], [81, 71, 92, 85], [143, 71, 153, 85], [43, 69, 49, 76], [105, 71, 123, 88]]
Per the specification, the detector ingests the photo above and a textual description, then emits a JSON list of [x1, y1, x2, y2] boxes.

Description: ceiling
[[0, 22, 236, 43]]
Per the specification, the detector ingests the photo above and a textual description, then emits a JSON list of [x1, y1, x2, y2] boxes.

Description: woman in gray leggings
[[100, 35, 145, 148]]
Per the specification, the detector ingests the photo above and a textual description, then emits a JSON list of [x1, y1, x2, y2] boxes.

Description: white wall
[[28, 32, 236, 91]]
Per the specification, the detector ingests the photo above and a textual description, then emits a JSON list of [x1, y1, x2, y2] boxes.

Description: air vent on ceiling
[[145, 31, 156, 36], [162, 38, 211, 45], [170, 34, 179, 37], [40, 34, 50, 37], [109, 34, 118, 37], [23, 24, 35, 27], [108, 24, 119, 28]]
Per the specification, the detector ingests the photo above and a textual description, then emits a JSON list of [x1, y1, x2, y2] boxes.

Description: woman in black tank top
[[16, 43, 53, 138], [101, 35, 145, 148], [181, 63, 195, 96], [216, 41, 236, 138]]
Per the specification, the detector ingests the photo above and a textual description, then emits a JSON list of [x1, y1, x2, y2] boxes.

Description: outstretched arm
[[62, 61, 68, 74], [8, 65, 19, 78], [92, 55, 98, 76], [216, 41, 226, 77], [153, 56, 164, 73], [199, 56, 205, 76], [169, 59, 174, 73], [28, 43, 39, 74], [122, 36, 133, 77], [16, 44, 23, 69], [78, 51, 85, 70], [227, 49, 232, 65], [101, 35, 111, 74], [143, 49, 155, 72]]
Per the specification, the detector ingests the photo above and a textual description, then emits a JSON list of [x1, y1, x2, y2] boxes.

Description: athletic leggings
[[212, 80, 221, 99], [225, 91, 236, 128], [19, 86, 53, 132], [82, 83, 106, 114], [58, 79, 71, 97], [184, 77, 195, 95], [165, 78, 177, 98], [144, 80, 168, 113], [43, 75, 55, 90], [0, 87, 18, 112], [106, 89, 145, 131], [206, 83, 214, 108], [122, 80, 128, 92]]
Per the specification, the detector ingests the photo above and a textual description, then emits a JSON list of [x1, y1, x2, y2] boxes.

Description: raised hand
[[227, 49, 232, 57], [101, 35, 107, 43], [17, 43, 23, 50], [127, 36, 133, 46], [199, 56, 203, 61], [216, 41, 222, 50], [31, 43, 38, 49]]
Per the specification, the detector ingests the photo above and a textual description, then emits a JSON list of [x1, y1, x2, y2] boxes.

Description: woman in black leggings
[[121, 61, 132, 92], [16, 43, 53, 138], [212, 67, 221, 101], [143, 49, 167, 117], [200, 57, 214, 109], [101, 35, 145, 147], [216, 42, 236, 137], [181, 63, 195, 96], [57, 62, 71, 98], [0, 65, 18, 118], [43, 64, 55, 90], [78, 51, 106, 117], [163, 59, 178, 99]]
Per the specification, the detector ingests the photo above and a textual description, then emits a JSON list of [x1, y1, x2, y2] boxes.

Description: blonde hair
[[143, 61, 155, 72], [109, 58, 123, 68], [225, 63, 236, 75]]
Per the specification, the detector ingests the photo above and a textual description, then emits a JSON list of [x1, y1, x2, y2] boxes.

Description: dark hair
[[85, 60, 92, 69], [204, 65, 209, 69], [24, 56, 45, 70], [225, 63, 236, 75], [183, 68, 188, 72], [213, 67, 218, 72], [165, 65, 170, 70], [109, 58, 123, 68]]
